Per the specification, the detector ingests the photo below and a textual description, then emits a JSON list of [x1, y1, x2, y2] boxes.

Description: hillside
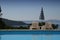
[[2, 18, 28, 27]]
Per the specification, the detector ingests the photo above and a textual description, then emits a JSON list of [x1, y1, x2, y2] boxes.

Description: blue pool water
[[0, 30, 60, 40], [1, 35, 60, 40]]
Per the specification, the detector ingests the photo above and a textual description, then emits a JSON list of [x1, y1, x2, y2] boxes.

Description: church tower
[[39, 7, 45, 20]]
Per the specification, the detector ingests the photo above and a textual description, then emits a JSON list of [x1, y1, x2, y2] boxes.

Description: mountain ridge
[[2, 18, 28, 27]]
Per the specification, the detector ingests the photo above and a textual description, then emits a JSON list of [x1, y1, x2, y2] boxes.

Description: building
[[30, 8, 53, 30], [30, 22, 40, 30], [30, 22, 53, 30], [41, 22, 53, 30]]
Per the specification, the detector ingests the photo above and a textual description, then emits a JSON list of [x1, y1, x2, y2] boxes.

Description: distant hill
[[2, 18, 28, 27], [46, 20, 60, 24], [24, 20, 60, 24], [23, 20, 46, 24]]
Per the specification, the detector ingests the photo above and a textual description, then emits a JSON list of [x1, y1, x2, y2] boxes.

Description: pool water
[[1, 34, 60, 40]]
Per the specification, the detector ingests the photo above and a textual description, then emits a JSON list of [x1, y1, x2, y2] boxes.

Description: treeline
[[0, 26, 30, 29]]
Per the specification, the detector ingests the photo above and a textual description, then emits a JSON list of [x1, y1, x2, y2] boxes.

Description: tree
[[52, 24, 58, 29], [0, 6, 6, 29], [0, 18, 6, 29], [39, 22, 45, 26]]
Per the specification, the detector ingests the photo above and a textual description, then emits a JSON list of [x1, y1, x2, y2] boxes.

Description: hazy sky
[[0, 0, 60, 21]]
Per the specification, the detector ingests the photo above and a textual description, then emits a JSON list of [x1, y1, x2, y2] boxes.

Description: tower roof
[[41, 7, 43, 12], [39, 7, 45, 20]]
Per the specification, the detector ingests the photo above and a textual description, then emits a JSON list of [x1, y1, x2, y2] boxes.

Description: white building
[[30, 22, 53, 30]]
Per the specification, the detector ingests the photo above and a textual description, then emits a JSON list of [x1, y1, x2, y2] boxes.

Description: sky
[[0, 0, 60, 21]]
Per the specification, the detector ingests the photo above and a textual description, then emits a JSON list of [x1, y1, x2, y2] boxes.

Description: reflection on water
[[1, 35, 60, 40]]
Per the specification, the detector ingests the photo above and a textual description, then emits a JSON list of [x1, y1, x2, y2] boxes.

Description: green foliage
[[39, 22, 45, 26], [0, 18, 6, 29], [52, 24, 58, 29], [18, 26, 29, 29]]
